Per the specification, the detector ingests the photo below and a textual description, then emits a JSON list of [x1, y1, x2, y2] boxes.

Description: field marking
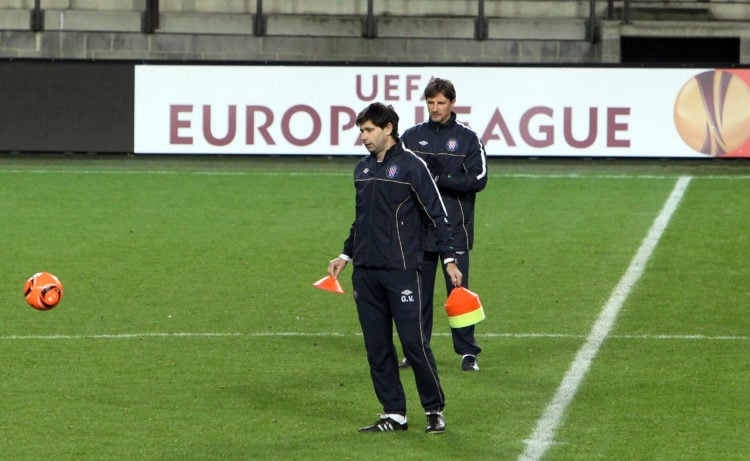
[[518, 175, 692, 461], [2, 167, 750, 181], [0, 331, 747, 341]]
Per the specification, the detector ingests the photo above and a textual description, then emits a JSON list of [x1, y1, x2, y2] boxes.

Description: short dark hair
[[424, 78, 456, 101], [356, 102, 400, 138]]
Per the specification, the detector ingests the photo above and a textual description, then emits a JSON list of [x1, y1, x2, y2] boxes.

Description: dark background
[[0, 60, 133, 153], [621, 37, 740, 65]]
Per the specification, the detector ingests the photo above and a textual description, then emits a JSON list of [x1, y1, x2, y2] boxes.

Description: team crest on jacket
[[446, 138, 459, 152], [386, 164, 399, 179]]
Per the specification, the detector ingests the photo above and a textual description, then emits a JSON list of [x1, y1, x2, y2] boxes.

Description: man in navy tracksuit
[[401, 78, 489, 372], [328, 102, 462, 434]]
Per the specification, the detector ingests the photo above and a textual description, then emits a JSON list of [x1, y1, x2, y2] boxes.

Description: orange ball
[[23, 272, 64, 311]]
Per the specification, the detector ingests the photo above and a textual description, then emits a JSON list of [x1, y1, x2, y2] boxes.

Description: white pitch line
[[2, 167, 749, 181], [0, 168, 349, 177], [518, 175, 692, 461], [0, 331, 746, 342], [0, 331, 349, 340]]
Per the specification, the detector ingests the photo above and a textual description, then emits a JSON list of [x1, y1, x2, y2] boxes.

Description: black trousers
[[352, 266, 445, 414], [421, 250, 482, 356]]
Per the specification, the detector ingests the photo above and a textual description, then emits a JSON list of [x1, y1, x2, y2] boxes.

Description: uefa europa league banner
[[134, 66, 750, 158]]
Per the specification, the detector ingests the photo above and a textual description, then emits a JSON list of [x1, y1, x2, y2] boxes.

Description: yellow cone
[[444, 287, 485, 328]]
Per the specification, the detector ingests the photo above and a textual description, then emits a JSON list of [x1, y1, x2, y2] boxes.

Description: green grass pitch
[[0, 155, 748, 460]]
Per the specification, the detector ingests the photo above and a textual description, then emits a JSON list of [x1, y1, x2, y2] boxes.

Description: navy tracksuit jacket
[[342, 141, 456, 414], [401, 111, 488, 356]]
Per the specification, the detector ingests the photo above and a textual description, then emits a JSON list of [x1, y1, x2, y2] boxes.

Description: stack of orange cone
[[444, 287, 485, 328], [312, 275, 345, 294]]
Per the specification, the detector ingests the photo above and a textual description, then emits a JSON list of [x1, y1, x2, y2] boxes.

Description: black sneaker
[[426, 412, 446, 434], [461, 354, 479, 371], [358, 415, 408, 432], [398, 357, 411, 369]]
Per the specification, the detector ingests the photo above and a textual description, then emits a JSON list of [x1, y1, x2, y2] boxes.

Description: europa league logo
[[674, 70, 750, 156]]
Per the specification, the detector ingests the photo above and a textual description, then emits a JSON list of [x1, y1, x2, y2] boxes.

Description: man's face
[[359, 120, 391, 156], [426, 93, 455, 124]]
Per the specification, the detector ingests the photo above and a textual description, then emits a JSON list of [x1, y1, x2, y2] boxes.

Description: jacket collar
[[370, 138, 401, 162], [427, 111, 457, 131]]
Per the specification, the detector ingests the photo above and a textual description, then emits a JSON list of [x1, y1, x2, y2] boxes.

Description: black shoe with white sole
[[461, 354, 479, 371], [358, 415, 408, 432], [426, 412, 446, 434]]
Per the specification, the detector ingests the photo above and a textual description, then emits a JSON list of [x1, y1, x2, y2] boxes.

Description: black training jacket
[[401, 112, 488, 251], [342, 142, 456, 271]]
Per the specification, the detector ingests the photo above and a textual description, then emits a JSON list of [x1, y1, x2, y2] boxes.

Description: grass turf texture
[[0, 155, 748, 460]]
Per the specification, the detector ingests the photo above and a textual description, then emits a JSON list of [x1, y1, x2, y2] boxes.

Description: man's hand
[[445, 262, 463, 287], [328, 257, 348, 280]]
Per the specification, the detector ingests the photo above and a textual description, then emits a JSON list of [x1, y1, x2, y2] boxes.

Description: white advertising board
[[134, 66, 750, 158]]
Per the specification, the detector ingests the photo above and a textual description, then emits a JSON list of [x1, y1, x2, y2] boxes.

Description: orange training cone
[[312, 275, 345, 294], [444, 287, 485, 328]]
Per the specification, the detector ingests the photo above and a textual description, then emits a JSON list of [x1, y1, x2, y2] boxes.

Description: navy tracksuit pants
[[352, 266, 445, 414]]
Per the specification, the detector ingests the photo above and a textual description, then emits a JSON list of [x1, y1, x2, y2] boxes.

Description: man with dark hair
[[328, 102, 462, 434], [401, 78, 488, 372]]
